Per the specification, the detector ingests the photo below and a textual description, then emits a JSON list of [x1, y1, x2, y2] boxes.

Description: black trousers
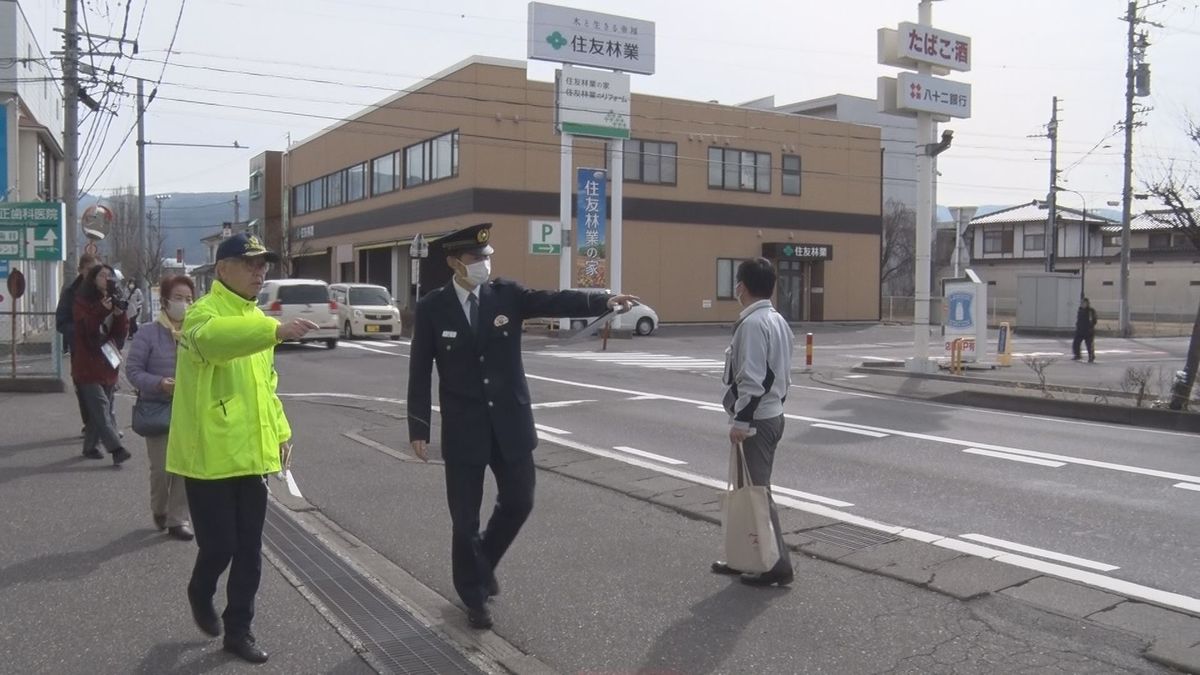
[[444, 440, 535, 610], [1073, 332, 1095, 360], [185, 475, 268, 638]]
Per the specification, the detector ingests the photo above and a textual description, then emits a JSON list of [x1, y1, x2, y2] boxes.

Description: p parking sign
[[529, 220, 562, 255]]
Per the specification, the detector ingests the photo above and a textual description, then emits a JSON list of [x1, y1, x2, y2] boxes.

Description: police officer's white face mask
[[461, 258, 491, 287]]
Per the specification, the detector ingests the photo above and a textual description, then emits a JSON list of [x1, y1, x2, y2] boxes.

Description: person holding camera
[[72, 264, 132, 465]]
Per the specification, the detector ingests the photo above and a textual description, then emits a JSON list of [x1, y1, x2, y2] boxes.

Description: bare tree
[[1145, 120, 1200, 411], [102, 187, 166, 286], [880, 198, 916, 297], [1022, 355, 1058, 398]]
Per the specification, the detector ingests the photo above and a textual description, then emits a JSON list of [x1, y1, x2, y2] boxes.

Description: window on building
[[347, 163, 366, 202], [1102, 280, 1114, 286], [293, 184, 308, 216], [249, 171, 263, 200], [1103, 234, 1121, 247], [1174, 234, 1191, 249], [716, 258, 740, 299], [782, 155, 801, 196], [1023, 233, 1045, 252], [404, 131, 459, 188], [983, 226, 1014, 254], [708, 147, 771, 193], [1191, 280, 1200, 286], [1148, 233, 1171, 249], [371, 153, 397, 196], [326, 171, 344, 208], [622, 140, 677, 184], [1145, 280, 1157, 286], [308, 177, 325, 211]]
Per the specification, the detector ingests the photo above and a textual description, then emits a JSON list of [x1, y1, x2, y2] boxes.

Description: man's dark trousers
[[743, 415, 791, 574], [185, 476, 268, 638], [444, 434, 535, 610], [1073, 332, 1095, 361]]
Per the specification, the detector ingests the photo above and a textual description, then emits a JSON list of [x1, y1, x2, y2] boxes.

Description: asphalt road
[[272, 328, 1199, 616]]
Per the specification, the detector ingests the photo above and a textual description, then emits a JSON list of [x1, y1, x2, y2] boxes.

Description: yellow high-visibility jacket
[[166, 280, 290, 479]]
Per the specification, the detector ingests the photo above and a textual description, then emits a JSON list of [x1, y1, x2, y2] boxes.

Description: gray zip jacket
[[722, 299, 794, 429]]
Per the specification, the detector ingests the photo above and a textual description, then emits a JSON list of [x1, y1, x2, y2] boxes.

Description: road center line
[[960, 533, 1119, 572], [534, 423, 572, 436], [529, 400, 596, 409], [811, 423, 889, 438], [1174, 482, 1200, 493], [612, 446, 688, 465], [962, 448, 1066, 468]]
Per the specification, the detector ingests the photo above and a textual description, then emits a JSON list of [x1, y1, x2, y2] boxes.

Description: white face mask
[[462, 259, 491, 287], [166, 300, 189, 322]]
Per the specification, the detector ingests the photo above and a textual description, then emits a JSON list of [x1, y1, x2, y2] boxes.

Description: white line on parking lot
[[534, 423, 572, 435], [1174, 482, 1200, 493], [810, 423, 889, 438], [340, 342, 399, 356], [279, 392, 406, 405], [612, 445, 688, 465], [530, 400, 596, 409], [960, 533, 1119, 572], [962, 448, 1066, 468]]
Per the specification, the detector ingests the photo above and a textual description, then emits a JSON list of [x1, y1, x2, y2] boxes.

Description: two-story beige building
[[278, 56, 884, 323]]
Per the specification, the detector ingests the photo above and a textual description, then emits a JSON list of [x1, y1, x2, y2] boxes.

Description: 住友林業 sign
[[528, 2, 655, 75], [763, 243, 833, 261], [556, 65, 631, 139], [0, 202, 65, 261], [575, 169, 607, 287]]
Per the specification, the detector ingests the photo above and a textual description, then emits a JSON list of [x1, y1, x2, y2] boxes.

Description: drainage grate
[[805, 522, 900, 551], [264, 504, 484, 675]]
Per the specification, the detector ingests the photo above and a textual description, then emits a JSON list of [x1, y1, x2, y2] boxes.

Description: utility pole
[[1119, 1, 1137, 337], [1045, 96, 1060, 273], [233, 192, 240, 225], [136, 79, 147, 293], [62, 0, 80, 262]]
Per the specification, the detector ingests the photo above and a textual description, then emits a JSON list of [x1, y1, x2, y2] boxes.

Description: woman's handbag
[[720, 441, 780, 574], [132, 395, 172, 437]]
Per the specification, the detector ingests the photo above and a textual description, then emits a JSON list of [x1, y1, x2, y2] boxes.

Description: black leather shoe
[[486, 575, 500, 598], [111, 447, 132, 465], [466, 605, 493, 630], [168, 524, 194, 541], [710, 560, 741, 576], [223, 634, 269, 664], [188, 593, 221, 637], [82, 448, 103, 460], [740, 568, 794, 587]]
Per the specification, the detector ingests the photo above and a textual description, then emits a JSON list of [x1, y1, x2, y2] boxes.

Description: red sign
[[6, 268, 25, 300]]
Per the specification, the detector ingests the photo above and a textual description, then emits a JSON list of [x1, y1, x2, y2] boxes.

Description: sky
[[66, 0, 1200, 212]]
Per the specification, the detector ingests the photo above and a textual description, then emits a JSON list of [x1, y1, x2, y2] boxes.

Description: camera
[[106, 279, 130, 312]]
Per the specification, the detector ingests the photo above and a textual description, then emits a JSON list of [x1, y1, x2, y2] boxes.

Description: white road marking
[[992, 553, 1200, 614], [697, 405, 726, 413], [522, 373, 1200, 485], [1174, 482, 1200, 493], [340, 342, 399, 355], [627, 395, 663, 401], [841, 374, 869, 379], [852, 355, 899, 362], [811, 423, 889, 438], [791, 385, 883, 400], [612, 445, 688, 465], [770, 486, 854, 508], [962, 448, 1067, 468], [960, 534, 1120, 572], [529, 399, 596, 409], [534, 423, 572, 435], [279, 392, 405, 405], [538, 351, 726, 371]]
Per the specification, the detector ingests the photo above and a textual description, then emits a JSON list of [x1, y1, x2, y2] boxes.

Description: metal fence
[[881, 296, 1196, 337], [0, 311, 63, 378]]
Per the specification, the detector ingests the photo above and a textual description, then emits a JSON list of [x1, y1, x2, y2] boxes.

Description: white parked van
[[256, 279, 339, 349], [329, 283, 402, 340]]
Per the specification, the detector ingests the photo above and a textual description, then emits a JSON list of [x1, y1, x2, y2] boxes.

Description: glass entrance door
[[776, 260, 804, 322]]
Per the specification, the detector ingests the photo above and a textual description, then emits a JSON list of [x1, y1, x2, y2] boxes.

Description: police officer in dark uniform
[[407, 222, 637, 629]]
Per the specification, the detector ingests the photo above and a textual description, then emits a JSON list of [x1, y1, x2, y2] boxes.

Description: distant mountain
[[80, 191, 249, 265]]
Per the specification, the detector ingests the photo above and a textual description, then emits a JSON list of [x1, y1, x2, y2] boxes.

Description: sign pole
[[910, 0, 936, 373], [558, 132, 572, 332], [609, 138, 624, 328]]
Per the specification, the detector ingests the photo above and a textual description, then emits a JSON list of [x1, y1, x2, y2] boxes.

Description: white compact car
[[257, 279, 339, 349], [568, 288, 659, 336], [329, 283, 402, 340]]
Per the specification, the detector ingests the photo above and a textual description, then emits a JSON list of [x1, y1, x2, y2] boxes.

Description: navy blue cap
[[435, 223, 494, 256], [216, 233, 280, 263]]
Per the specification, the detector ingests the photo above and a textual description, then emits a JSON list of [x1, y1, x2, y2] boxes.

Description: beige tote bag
[[721, 442, 780, 573]]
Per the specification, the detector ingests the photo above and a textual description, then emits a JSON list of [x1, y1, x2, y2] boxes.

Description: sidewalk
[[0, 391, 376, 674]]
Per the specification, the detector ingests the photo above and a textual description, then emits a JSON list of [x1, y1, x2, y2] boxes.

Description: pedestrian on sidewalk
[[126, 275, 194, 541], [407, 222, 638, 630], [126, 278, 144, 338], [711, 258, 795, 587], [167, 233, 318, 665], [1073, 297, 1098, 363], [72, 263, 132, 465], [56, 253, 98, 436]]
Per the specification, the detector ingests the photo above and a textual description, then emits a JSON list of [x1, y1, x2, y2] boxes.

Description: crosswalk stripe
[[539, 351, 725, 372]]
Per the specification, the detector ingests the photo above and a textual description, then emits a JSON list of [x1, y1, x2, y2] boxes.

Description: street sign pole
[[559, 132, 572, 332]]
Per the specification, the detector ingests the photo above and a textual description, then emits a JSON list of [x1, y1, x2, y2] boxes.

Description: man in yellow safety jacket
[[167, 233, 317, 664]]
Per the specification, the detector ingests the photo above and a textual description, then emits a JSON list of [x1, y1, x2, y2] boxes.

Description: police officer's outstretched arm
[[515, 282, 639, 319], [407, 302, 435, 462]]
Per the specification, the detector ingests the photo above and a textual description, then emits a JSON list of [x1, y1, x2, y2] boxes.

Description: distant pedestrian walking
[[126, 275, 195, 541], [1073, 297, 1097, 363], [57, 254, 98, 436], [711, 258, 795, 587], [71, 264, 132, 465]]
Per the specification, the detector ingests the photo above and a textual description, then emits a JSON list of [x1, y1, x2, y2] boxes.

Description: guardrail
[[0, 310, 63, 382]]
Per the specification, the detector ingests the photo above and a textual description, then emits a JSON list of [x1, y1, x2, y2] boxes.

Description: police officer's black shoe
[[466, 605, 493, 630], [223, 634, 269, 663], [740, 568, 794, 587]]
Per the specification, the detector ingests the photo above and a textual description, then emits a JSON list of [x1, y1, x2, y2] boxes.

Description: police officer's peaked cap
[[436, 222, 494, 256]]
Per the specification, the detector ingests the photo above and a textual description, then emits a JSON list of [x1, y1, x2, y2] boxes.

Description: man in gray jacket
[[712, 257, 795, 586]]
